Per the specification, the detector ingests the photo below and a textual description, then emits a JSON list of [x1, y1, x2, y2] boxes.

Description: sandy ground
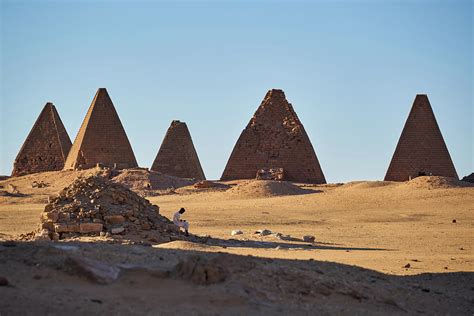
[[0, 170, 473, 314]]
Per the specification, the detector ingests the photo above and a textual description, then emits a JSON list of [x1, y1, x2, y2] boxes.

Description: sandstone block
[[79, 223, 103, 233], [104, 215, 125, 224], [111, 226, 124, 234], [41, 211, 58, 222], [54, 223, 80, 233], [35, 229, 51, 241], [141, 222, 151, 230], [41, 221, 54, 231]]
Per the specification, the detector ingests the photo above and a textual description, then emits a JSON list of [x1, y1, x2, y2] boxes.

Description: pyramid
[[64, 88, 138, 170], [151, 120, 205, 180], [12, 103, 72, 176], [221, 89, 326, 184], [385, 94, 458, 181]]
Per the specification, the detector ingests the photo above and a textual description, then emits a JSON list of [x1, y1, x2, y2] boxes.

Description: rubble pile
[[256, 168, 284, 181], [37, 174, 179, 242], [112, 168, 195, 196], [192, 180, 229, 190], [461, 173, 474, 183]]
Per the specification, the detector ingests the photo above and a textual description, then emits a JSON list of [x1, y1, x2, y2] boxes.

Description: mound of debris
[[225, 180, 315, 199], [112, 168, 196, 196], [461, 173, 474, 184], [193, 180, 229, 190], [256, 168, 284, 181], [404, 176, 474, 189], [35, 174, 179, 242]]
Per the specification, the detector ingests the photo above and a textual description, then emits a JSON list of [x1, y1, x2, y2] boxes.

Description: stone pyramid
[[385, 94, 458, 181], [12, 103, 72, 176], [151, 120, 205, 180], [221, 89, 326, 184], [64, 88, 138, 170]]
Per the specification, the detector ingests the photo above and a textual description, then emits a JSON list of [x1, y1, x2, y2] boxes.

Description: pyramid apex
[[413, 94, 431, 108], [415, 94, 429, 100], [266, 89, 286, 98], [43, 102, 56, 111], [96, 88, 109, 97]]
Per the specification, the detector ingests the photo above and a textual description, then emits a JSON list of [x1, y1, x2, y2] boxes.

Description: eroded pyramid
[[221, 89, 326, 184], [12, 103, 72, 176], [64, 88, 138, 170], [385, 94, 458, 181], [151, 120, 205, 180]]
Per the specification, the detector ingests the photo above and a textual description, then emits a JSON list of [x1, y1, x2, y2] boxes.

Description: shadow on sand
[[204, 237, 391, 251], [0, 240, 472, 315]]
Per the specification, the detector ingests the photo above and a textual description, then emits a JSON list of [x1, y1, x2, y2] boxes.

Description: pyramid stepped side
[[221, 89, 326, 184], [12, 103, 72, 176], [64, 88, 138, 170], [151, 120, 206, 180], [385, 94, 458, 181]]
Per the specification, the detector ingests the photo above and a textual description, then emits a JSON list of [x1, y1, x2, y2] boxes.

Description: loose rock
[[255, 229, 272, 236]]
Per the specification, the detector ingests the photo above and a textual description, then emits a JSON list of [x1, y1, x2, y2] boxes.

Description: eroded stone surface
[[221, 89, 326, 184], [12, 103, 72, 176]]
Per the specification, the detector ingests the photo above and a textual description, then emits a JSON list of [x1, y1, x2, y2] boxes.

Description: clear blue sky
[[1, 0, 472, 182]]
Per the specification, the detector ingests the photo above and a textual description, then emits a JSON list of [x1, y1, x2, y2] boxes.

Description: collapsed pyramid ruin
[[385, 94, 458, 181], [37, 173, 179, 243], [221, 89, 326, 184], [151, 120, 206, 180], [12, 103, 72, 176], [64, 88, 138, 170]]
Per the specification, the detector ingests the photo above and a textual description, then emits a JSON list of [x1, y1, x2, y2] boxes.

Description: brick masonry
[[63, 88, 138, 170], [221, 89, 326, 184], [385, 94, 458, 181], [12, 103, 72, 176], [151, 120, 205, 180]]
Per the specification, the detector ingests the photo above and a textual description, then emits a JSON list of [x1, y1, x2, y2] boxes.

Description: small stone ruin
[[37, 174, 178, 242]]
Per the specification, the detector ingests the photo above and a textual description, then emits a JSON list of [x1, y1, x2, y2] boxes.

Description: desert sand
[[0, 169, 473, 314]]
